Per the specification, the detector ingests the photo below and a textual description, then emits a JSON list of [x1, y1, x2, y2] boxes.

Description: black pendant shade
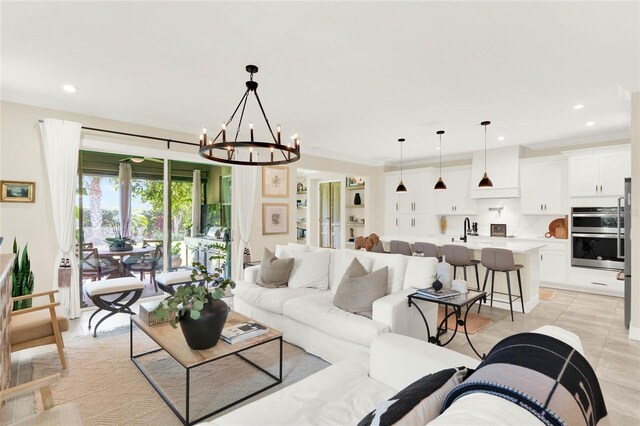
[[434, 130, 446, 190], [434, 177, 447, 190], [478, 121, 493, 188], [396, 138, 407, 193]]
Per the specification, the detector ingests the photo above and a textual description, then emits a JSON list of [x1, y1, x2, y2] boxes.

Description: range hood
[[469, 145, 522, 199]]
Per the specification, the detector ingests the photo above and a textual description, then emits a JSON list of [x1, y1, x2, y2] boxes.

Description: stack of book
[[221, 321, 269, 344], [416, 287, 460, 300]]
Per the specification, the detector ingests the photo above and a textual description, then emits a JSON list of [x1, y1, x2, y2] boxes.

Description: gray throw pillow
[[333, 258, 388, 318], [256, 248, 294, 288]]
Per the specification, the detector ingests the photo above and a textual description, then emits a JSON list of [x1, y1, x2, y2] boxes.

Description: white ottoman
[[84, 277, 144, 337], [155, 270, 197, 294]]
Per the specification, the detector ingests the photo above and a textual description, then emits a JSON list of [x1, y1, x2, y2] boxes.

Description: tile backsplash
[[440, 198, 567, 239]]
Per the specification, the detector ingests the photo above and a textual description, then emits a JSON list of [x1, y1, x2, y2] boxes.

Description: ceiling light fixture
[[586, 121, 595, 126], [62, 84, 77, 93], [131, 157, 145, 163], [396, 138, 407, 193], [434, 130, 447, 190], [497, 136, 505, 141], [478, 121, 493, 188], [198, 65, 300, 166], [573, 104, 584, 110]]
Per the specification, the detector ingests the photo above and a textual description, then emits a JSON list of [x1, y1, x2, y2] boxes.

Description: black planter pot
[[109, 242, 133, 252], [179, 297, 229, 350], [432, 279, 443, 292]]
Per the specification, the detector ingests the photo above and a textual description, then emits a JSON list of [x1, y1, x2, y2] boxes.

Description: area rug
[[539, 288, 556, 301], [437, 306, 492, 335], [30, 327, 328, 425]]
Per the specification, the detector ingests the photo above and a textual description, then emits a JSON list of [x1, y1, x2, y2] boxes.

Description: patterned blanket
[[442, 332, 607, 426]]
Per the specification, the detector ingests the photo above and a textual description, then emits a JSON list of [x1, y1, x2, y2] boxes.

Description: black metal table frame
[[130, 319, 283, 425], [407, 292, 487, 359]]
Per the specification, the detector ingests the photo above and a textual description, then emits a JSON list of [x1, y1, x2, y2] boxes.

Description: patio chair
[[0, 373, 82, 425], [78, 248, 117, 281], [10, 290, 69, 369], [123, 245, 163, 291]]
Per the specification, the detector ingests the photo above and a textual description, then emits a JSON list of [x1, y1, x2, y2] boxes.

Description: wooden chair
[[0, 373, 82, 425], [142, 239, 163, 247], [10, 290, 69, 370], [78, 248, 117, 281]]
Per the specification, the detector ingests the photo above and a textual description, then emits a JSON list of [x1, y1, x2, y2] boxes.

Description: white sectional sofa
[[233, 244, 440, 363], [211, 326, 585, 426]]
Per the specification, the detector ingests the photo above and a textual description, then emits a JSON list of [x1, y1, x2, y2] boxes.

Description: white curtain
[[39, 119, 81, 318], [191, 169, 201, 237], [231, 162, 257, 281], [118, 162, 132, 237]]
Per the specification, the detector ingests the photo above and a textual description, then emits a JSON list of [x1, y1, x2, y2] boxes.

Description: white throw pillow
[[275, 243, 309, 259], [287, 250, 331, 290], [404, 256, 439, 290]]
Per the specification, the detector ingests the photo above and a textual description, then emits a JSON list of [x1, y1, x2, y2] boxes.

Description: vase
[[432, 279, 443, 292], [353, 193, 362, 205], [179, 297, 229, 350]]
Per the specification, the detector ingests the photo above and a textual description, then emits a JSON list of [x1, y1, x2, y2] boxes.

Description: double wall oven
[[571, 206, 625, 270]]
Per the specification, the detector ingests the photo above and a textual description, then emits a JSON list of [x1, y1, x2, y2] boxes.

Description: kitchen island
[[380, 235, 545, 314]]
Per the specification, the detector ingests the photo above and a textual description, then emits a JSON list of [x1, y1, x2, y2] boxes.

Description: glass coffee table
[[407, 290, 487, 359], [130, 311, 282, 425]]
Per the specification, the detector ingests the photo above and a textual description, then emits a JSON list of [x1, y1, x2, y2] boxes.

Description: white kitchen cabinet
[[385, 214, 400, 235], [520, 159, 567, 215], [397, 171, 432, 215], [600, 152, 630, 196], [539, 247, 567, 284], [434, 168, 476, 215], [567, 146, 630, 197], [384, 173, 400, 214]]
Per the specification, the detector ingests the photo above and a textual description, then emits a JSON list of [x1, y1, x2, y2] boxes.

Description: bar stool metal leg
[[490, 271, 495, 307], [474, 264, 480, 290], [463, 266, 467, 281], [453, 266, 457, 280], [506, 271, 514, 321], [478, 269, 490, 314], [517, 269, 525, 314]]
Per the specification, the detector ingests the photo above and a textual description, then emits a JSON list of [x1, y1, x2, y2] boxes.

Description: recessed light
[[435, 146, 441, 150], [497, 136, 505, 141], [62, 84, 77, 93], [586, 121, 595, 126], [573, 104, 584, 110]]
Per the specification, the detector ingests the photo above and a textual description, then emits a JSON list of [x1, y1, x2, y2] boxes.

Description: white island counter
[[380, 235, 544, 314]]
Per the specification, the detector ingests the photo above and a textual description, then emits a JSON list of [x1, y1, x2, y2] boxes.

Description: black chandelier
[[198, 65, 301, 166]]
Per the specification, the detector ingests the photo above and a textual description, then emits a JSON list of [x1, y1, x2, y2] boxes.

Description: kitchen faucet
[[461, 217, 471, 243]]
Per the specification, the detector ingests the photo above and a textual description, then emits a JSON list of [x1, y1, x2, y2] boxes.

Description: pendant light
[[396, 138, 407, 193], [434, 130, 447, 190], [478, 121, 493, 188]]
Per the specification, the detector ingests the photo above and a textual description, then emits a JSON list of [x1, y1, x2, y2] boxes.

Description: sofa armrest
[[372, 288, 437, 341], [243, 265, 260, 283], [370, 333, 480, 392]]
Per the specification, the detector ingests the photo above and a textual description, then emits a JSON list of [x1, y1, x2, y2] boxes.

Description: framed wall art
[[346, 176, 365, 189], [0, 180, 35, 203], [262, 166, 289, 197], [262, 203, 289, 235]]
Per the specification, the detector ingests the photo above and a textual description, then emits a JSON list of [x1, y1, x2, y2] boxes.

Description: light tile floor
[[4, 289, 640, 424]]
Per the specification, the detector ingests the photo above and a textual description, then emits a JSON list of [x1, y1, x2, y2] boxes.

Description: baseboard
[[629, 326, 640, 341], [541, 281, 624, 298]]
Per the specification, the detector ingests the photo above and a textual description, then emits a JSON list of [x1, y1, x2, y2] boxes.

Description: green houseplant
[[12, 238, 34, 311], [105, 222, 135, 252], [170, 241, 183, 269], [152, 260, 235, 350]]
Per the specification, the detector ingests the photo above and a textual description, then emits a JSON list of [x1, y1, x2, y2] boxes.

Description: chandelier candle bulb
[[250, 122, 254, 141], [203, 127, 207, 142], [277, 124, 281, 144], [249, 147, 253, 163], [199, 134, 204, 147], [221, 123, 226, 143], [271, 147, 274, 162]]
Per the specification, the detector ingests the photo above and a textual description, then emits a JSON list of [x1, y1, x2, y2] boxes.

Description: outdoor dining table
[[97, 246, 156, 278]]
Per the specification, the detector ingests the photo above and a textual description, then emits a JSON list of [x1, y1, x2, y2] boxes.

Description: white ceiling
[[2, 1, 638, 165]]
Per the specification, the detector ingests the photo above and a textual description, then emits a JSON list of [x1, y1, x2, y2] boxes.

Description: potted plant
[[170, 241, 183, 269], [432, 273, 443, 292], [12, 238, 34, 311], [152, 260, 235, 350], [105, 222, 135, 252]]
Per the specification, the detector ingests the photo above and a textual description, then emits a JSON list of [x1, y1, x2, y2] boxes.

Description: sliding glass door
[[319, 181, 341, 249]]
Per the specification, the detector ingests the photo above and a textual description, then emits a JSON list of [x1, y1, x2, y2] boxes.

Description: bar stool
[[389, 240, 412, 256], [478, 248, 525, 321], [441, 245, 480, 290], [413, 242, 440, 260]]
